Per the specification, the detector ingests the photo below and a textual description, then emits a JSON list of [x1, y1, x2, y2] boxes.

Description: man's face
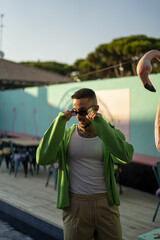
[[72, 98, 95, 128]]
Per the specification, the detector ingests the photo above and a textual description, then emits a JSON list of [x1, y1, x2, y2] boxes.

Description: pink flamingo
[[137, 49, 160, 151], [137, 50, 160, 92], [155, 99, 160, 152]]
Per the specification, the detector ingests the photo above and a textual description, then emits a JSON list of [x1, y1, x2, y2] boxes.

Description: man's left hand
[[86, 110, 98, 121]]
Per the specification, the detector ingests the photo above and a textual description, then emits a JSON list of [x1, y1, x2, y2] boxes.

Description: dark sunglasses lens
[[79, 111, 87, 116], [71, 110, 88, 116]]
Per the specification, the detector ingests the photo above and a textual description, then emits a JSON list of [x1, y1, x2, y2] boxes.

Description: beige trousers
[[63, 192, 122, 240]]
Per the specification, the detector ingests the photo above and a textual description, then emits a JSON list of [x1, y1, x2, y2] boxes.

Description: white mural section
[[95, 89, 130, 141]]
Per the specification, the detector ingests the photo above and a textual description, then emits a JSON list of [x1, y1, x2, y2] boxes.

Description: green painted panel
[[0, 73, 160, 158]]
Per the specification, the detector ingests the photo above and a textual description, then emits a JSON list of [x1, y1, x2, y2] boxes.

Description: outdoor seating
[[45, 163, 58, 190], [0, 145, 3, 166], [0, 141, 11, 168], [9, 141, 33, 177], [152, 161, 160, 222], [28, 147, 46, 175], [0, 141, 4, 165], [28, 147, 39, 173], [114, 164, 122, 194]]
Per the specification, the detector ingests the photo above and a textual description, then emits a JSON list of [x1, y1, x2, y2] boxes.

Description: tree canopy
[[21, 61, 74, 77], [21, 35, 160, 81]]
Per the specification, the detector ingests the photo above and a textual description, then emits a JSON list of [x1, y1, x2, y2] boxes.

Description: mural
[[1, 74, 160, 159], [57, 87, 80, 111], [96, 89, 130, 141], [22, 101, 26, 134], [49, 100, 54, 124], [12, 107, 17, 132], [33, 108, 38, 138], [2, 101, 6, 130]]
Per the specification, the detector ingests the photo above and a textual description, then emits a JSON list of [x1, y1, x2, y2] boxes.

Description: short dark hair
[[71, 88, 96, 100]]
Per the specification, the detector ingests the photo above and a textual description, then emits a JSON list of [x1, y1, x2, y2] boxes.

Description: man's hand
[[63, 110, 72, 121], [86, 110, 98, 121]]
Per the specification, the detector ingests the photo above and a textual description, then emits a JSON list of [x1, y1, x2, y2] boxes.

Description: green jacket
[[36, 112, 134, 209]]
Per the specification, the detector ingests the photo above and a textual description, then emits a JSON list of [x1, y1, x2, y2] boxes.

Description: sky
[[0, 0, 160, 65]]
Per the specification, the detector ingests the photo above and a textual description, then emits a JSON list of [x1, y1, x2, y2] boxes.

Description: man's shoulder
[[65, 124, 76, 133]]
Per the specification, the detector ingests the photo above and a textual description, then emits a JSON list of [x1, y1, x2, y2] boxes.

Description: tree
[[72, 35, 160, 80], [21, 61, 73, 77], [21, 35, 160, 80]]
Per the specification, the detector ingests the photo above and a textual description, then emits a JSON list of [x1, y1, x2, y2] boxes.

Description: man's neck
[[78, 124, 97, 138]]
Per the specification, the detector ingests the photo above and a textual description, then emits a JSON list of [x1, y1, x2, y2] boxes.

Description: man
[[36, 88, 134, 240]]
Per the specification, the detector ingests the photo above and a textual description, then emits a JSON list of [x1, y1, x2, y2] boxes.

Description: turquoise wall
[[0, 73, 160, 158]]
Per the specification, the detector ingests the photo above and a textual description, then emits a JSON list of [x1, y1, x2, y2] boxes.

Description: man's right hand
[[63, 110, 72, 121]]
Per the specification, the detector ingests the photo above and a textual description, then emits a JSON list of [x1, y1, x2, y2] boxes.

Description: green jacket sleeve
[[92, 114, 134, 164], [36, 112, 67, 166]]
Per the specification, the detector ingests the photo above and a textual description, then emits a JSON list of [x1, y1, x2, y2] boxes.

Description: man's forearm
[[92, 114, 134, 163], [36, 112, 67, 166]]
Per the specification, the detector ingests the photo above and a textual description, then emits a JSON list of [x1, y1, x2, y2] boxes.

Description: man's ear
[[94, 105, 99, 111]]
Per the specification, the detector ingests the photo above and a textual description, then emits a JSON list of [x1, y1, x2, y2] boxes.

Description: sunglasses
[[71, 105, 95, 116]]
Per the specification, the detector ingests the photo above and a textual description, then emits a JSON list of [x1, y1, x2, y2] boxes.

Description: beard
[[78, 119, 91, 129], [84, 122, 91, 128]]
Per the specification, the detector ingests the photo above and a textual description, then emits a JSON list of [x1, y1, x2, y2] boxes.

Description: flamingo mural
[[33, 108, 38, 139], [22, 101, 26, 134], [12, 107, 17, 132], [3, 102, 6, 131], [49, 99, 54, 124]]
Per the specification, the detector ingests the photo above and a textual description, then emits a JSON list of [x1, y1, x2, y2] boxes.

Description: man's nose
[[77, 113, 84, 119]]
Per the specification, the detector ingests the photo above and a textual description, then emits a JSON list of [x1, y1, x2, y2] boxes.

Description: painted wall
[[0, 74, 160, 158]]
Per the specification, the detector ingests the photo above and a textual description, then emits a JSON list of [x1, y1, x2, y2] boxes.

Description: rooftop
[[0, 58, 74, 90]]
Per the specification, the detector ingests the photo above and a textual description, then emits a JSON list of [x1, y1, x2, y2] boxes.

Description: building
[[0, 58, 74, 90]]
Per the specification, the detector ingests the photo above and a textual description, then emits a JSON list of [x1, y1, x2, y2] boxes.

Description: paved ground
[[0, 160, 160, 240]]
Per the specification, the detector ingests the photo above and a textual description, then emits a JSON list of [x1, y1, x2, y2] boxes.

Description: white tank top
[[67, 125, 107, 194]]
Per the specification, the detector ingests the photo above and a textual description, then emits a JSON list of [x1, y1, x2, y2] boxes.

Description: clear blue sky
[[1, 0, 160, 64]]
